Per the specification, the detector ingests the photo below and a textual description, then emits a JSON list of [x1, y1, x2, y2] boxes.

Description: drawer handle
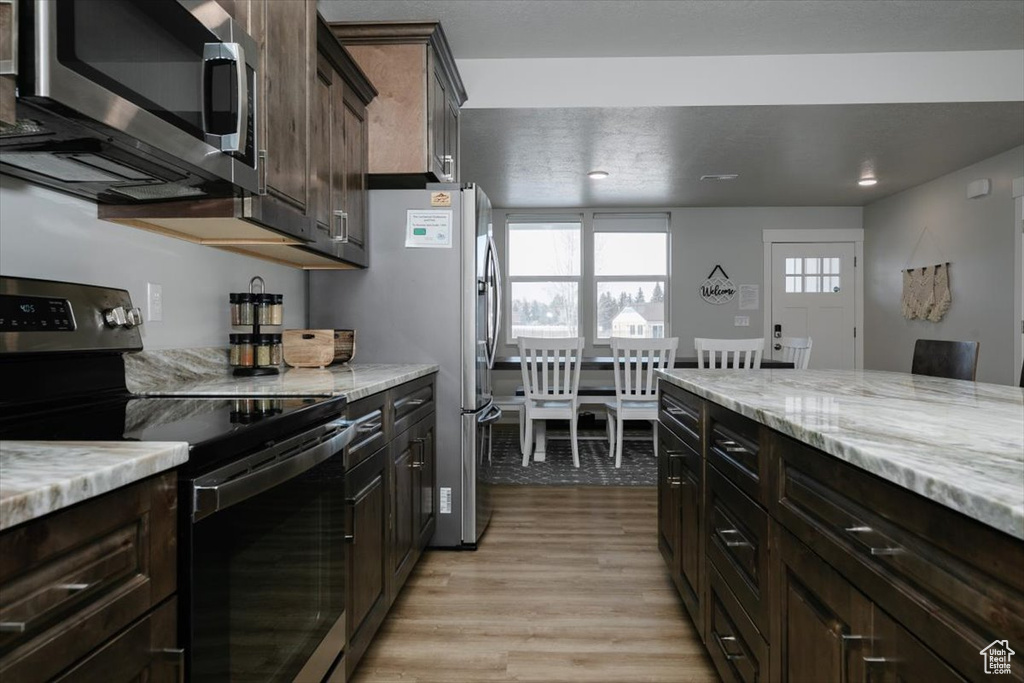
[[715, 527, 753, 548], [715, 439, 749, 454], [57, 583, 91, 592], [406, 398, 426, 406], [665, 450, 687, 459], [840, 634, 869, 683], [667, 476, 683, 488], [153, 648, 186, 683], [714, 633, 746, 661], [0, 622, 26, 633], [357, 421, 382, 434], [843, 525, 905, 556], [666, 406, 694, 419]]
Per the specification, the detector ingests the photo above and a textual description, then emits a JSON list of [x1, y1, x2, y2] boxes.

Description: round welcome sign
[[699, 265, 737, 305]]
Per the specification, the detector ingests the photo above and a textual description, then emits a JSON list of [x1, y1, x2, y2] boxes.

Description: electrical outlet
[[147, 283, 163, 322], [734, 316, 750, 327]]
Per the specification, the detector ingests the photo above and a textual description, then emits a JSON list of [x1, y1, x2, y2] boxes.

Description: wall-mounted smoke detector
[[700, 174, 739, 181]]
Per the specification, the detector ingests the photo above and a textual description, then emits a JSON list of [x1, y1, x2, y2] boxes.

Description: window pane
[[805, 257, 820, 275], [786, 276, 802, 293], [805, 276, 821, 293], [786, 258, 802, 275], [596, 281, 665, 338], [508, 222, 581, 276], [510, 282, 579, 339], [594, 233, 668, 276]]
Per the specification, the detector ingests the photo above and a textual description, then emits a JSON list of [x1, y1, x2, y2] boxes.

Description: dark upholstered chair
[[911, 339, 979, 381]]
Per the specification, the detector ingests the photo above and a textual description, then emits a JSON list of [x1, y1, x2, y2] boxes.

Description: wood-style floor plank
[[352, 486, 717, 683]]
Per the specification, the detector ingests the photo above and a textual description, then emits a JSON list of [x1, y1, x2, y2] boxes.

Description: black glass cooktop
[[0, 394, 347, 475]]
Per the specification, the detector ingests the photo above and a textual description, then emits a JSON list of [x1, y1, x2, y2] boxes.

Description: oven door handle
[[193, 421, 355, 521]]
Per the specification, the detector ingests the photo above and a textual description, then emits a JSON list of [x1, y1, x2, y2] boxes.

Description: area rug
[[484, 425, 657, 486]]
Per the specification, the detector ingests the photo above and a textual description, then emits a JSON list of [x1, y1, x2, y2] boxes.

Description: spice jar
[[254, 333, 275, 367], [230, 293, 254, 325], [269, 333, 283, 366], [230, 334, 254, 367], [269, 294, 284, 325], [255, 293, 274, 325]]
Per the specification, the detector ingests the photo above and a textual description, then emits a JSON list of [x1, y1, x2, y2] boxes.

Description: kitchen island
[[654, 369, 1023, 683]]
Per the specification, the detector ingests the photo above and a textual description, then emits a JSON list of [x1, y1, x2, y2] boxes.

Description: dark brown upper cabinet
[[98, 3, 376, 270], [328, 21, 466, 187], [0, 0, 16, 126]]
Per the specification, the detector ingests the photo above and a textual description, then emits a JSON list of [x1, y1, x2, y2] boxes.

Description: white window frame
[[505, 214, 583, 343], [593, 213, 671, 345]]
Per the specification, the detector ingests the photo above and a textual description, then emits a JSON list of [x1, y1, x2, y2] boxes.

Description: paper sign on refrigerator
[[406, 209, 453, 248]]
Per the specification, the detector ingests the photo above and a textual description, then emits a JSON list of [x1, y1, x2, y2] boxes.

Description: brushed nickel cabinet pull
[[667, 476, 682, 488], [0, 622, 26, 633]]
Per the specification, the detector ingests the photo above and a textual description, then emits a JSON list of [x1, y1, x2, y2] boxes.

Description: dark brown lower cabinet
[[413, 417, 437, 550], [390, 428, 416, 594], [345, 446, 389, 675], [771, 526, 871, 683], [656, 380, 1023, 683]]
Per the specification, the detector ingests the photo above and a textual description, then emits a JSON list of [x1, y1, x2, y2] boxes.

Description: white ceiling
[[318, 0, 1024, 58], [318, 0, 1024, 208]]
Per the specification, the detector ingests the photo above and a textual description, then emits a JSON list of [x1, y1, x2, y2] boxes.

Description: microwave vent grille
[[107, 183, 207, 201]]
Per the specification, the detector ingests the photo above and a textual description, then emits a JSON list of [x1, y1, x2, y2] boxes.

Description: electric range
[[0, 276, 353, 683]]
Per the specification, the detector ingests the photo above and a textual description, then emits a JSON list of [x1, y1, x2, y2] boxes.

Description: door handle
[[202, 42, 248, 153]]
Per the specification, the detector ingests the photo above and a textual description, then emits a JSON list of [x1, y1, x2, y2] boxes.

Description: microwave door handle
[[202, 42, 248, 154]]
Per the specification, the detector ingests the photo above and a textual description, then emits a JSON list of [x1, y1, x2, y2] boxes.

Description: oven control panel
[[0, 277, 142, 354], [0, 295, 76, 332]]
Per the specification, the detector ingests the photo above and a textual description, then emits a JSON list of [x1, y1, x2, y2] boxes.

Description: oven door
[[24, 0, 259, 192], [186, 420, 355, 683]]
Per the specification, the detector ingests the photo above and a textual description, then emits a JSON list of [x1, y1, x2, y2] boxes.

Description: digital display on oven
[[0, 295, 76, 332]]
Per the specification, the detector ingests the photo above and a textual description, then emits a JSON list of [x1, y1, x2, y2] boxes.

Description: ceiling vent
[[700, 174, 739, 181]]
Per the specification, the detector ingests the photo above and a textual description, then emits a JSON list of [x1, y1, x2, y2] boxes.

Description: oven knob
[[103, 306, 127, 328], [125, 307, 144, 328]]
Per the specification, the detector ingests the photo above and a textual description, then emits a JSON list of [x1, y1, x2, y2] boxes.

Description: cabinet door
[[867, 609, 968, 683], [390, 429, 415, 595], [346, 449, 387, 651], [311, 52, 333, 234], [341, 95, 368, 259], [677, 439, 702, 630], [1, 0, 17, 126], [444, 97, 459, 182], [771, 526, 872, 683], [413, 416, 436, 548], [429, 65, 448, 180], [259, 0, 312, 210], [657, 429, 681, 570]]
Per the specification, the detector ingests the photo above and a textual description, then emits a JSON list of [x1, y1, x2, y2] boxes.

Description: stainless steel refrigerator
[[309, 184, 502, 548]]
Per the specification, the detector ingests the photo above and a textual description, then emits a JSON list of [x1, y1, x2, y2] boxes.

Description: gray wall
[[863, 145, 1024, 385], [493, 205, 863, 399], [0, 177, 307, 349]]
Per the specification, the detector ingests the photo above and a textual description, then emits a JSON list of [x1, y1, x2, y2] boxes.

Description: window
[[785, 257, 841, 294], [507, 216, 581, 340], [594, 214, 670, 340]]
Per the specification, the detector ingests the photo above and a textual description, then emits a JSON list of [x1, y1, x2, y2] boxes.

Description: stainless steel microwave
[[0, 0, 259, 203]]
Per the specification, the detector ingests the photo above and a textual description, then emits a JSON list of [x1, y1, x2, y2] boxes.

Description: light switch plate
[[734, 315, 750, 327], [147, 283, 163, 322]]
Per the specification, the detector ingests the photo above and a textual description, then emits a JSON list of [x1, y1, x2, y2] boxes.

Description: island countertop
[[656, 369, 1024, 540], [0, 441, 189, 531]]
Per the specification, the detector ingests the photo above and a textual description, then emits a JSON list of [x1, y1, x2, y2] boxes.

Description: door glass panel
[[786, 257, 842, 294], [56, 0, 213, 138]]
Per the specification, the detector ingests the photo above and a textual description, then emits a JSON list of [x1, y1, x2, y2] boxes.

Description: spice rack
[[229, 276, 283, 377]]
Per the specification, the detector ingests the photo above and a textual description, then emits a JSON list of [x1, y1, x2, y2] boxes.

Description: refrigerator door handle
[[489, 235, 503, 366], [478, 403, 502, 424]]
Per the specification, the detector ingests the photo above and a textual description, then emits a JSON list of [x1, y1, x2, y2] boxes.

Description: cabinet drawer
[[707, 564, 768, 683], [53, 597, 179, 683], [707, 403, 766, 505], [659, 385, 702, 450], [772, 434, 1024, 682], [707, 466, 770, 638], [347, 392, 386, 470], [392, 376, 434, 436], [0, 472, 176, 682]]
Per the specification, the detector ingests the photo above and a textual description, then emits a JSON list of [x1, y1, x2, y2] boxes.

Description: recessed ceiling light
[[587, 170, 609, 179], [858, 177, 878, 187], [700, 174, 739, 181]]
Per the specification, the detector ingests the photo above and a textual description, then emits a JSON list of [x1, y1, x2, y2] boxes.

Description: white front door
[[771, 242, 857, 369]]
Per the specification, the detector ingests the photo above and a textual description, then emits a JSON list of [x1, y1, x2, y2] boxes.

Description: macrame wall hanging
[[900, 225, 951, 322]]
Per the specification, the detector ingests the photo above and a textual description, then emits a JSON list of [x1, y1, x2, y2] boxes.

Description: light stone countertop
[[0, 441, 189, 531], [656, 369, 1024, 540], [125, 348, 438, 401]]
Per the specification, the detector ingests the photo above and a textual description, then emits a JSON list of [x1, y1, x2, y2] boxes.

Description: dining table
[[493, 356, 794, 462]]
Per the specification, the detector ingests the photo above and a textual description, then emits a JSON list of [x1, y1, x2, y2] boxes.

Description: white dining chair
[[604, 337, 679, 468], [778, 336, 813, 369], [694, 338, 765, 369], [518, 336, 585, 468]]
